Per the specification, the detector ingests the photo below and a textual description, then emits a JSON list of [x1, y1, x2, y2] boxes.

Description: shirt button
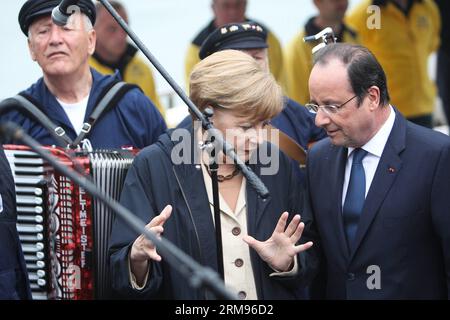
[[234, 258, 244, 267], [347, 273, 355, 281], [232, 227, 241, 236], [238, 291, 247, 300]]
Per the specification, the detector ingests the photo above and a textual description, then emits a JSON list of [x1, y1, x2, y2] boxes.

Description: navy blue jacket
[[0, 146, 31, 300], [1, 69, 166, 149], [306, 110, 450, 299], [108, 129, 319, 299]]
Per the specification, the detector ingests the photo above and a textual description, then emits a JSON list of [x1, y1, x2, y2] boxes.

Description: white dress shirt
[[342, 106, 396, 206], [200, 157, 298, 300]]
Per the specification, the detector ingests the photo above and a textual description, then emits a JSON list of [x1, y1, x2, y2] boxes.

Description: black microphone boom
[[52, 0, 81, 26], [97, 0, 270, 278]]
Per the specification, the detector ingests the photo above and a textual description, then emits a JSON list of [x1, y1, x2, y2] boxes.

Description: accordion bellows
[[4, 145, 135, 300]]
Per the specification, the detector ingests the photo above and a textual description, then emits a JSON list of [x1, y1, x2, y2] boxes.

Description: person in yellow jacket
[[89, 1, 165, 118], [346, 0, 441, 128], [284, 0, 359, 105], [185, 0, 285, 89]]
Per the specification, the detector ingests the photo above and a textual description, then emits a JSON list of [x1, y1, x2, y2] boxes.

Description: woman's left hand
[[243, 212, 313, 272]]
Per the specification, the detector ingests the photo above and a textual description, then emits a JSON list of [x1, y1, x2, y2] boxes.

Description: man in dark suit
[[305, 43, 450, 299], [0, 146, 31, 299]]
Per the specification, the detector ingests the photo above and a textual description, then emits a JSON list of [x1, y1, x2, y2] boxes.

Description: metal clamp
[[81, 123, 92, 133], [54, 126, 66, 137], [303, 27, 337, 54]]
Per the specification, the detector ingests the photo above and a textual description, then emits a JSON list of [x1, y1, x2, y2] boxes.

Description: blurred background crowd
[[0, 0, 447, 132]]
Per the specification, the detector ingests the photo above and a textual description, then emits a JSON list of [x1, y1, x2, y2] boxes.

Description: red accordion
[[4, 145, 135, 300]]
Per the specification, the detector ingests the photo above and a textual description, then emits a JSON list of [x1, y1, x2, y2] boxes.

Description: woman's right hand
[[130, 205, 172, 264]]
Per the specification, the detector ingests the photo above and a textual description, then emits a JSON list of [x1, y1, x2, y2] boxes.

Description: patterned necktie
[[343, 148, 368, 249]]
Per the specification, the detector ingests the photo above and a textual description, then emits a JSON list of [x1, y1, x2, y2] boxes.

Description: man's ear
[[28, 38, 37, 61], [367, 86, 381, 110], [87, 29, 96, 55]]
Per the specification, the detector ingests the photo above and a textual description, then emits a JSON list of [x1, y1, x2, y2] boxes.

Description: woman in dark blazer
[[108, 50, 319, 300]]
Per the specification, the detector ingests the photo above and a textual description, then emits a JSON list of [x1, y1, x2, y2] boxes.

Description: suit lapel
[[170, 132, 219, 271], [349, 111, 406, 260], [330, 145, 352, 258], [247, 164, 271, 234]]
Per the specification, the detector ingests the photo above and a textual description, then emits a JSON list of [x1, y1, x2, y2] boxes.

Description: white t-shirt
[[57, 95, 90, 135]]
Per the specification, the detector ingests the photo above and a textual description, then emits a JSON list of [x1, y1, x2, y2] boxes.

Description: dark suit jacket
[[306, 110, 450, 299], [0, 146, 31, 300], [109, 130, 319, 299]]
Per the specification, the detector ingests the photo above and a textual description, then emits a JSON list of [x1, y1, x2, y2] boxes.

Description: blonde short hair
[[189, 49, 283, 123]]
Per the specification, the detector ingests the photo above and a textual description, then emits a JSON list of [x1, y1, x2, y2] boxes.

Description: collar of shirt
[[347, 105, 396, 158], [342, 105, 396, 204], [200, 154, 247, 220], [196, 128, 247, 218]]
